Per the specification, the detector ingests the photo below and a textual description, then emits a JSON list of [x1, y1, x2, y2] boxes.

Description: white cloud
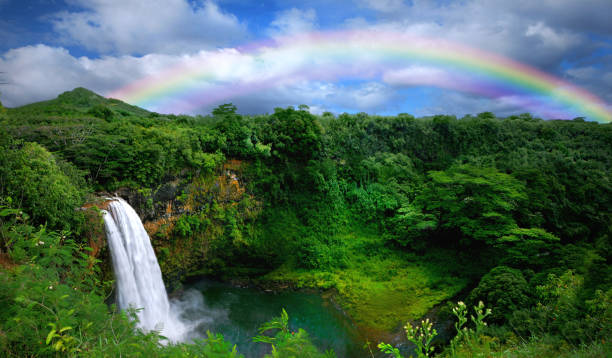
[[213, 80, 396, 115], [525, 22, 580, 50], [359, 0, 407, 13], [267, 8, 318, 38], [2, 43, 390, 114], [3, 0, 611, 121], [325, 82, 395, 111], [383, 66, 454, 87], [343, 17, 370, 29], [0, 45, 185, 107], [350, 0, 604, 71], [51, 0, 247, 55], [565, 62, 612, 104], [412, 90, 559, 119]]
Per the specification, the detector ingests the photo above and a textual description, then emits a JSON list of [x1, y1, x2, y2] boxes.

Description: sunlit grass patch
[[262, 229, 468, 332]]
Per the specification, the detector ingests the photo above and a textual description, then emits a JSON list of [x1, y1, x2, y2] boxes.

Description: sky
[[0, 0, 611, 120]]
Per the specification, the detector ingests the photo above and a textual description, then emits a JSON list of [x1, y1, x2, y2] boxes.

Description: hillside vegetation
[[0, 89, 610, 357]]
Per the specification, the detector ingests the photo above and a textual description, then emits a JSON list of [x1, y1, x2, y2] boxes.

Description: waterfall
[[102, 197, 188, 342]]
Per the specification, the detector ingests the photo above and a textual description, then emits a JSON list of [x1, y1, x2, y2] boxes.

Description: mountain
[[7, 87, 150, 118]]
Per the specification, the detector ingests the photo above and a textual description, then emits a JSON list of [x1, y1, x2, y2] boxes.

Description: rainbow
[[109, 30, 612, 123]]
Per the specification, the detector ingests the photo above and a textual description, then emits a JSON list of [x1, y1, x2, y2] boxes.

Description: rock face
[[94, 159, 261, 285], [111, 180, 185, 222]]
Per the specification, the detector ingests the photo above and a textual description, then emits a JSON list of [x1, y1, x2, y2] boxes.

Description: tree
[[495, 227, 560, 267], [415, 164, 526, 246], [468, 266, 532, 323], [212, 103, 253, 157], [262, 106, 322, 163], [212, 103, 237, 116], [0, 99, 6, 118]]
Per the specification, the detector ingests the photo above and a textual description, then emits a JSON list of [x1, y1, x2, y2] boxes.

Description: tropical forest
[[0, 87, 610, 357]]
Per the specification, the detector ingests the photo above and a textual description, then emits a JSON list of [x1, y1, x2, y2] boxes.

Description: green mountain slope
[[7, 87, 150, 117]]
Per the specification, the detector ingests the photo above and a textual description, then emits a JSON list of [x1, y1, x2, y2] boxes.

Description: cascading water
[[102, 197, 190, 342]]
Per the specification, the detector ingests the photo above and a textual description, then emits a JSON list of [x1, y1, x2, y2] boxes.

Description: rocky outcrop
[[92, 159, 261, 284], [106, 179, 187, 222]]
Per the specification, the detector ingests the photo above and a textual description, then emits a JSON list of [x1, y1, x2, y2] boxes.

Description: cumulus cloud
[[380, 66, 587, 119], [565, 60, 612, 105], [354, 0, 606, 71], [383, 66, 458, 88], [410, 90, 568, 119], [507, 0, 612, 36], [525, 22, 581, 51], [359, 0, 407, 13], [323, 82, 396, 111], [267, 8, 318, 37], [51, 0, 247, 55], [207, 80, 396, 115], [0, 44, 184, 107], [1, 0, 609, 120], [0, 43, 396, 115]]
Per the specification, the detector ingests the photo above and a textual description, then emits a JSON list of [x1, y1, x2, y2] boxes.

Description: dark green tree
[[415, 164, 526, 246], [468, 266, 532, 323]]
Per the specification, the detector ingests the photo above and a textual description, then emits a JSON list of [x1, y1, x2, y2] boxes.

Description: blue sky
[[1, 0, 611, 119]]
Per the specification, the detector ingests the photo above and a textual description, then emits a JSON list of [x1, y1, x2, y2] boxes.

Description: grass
[[261, 228, 468, 333], [442, 334, 612, 358]]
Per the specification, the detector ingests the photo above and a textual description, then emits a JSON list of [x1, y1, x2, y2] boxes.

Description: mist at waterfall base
[[102, 197, 362, 356]]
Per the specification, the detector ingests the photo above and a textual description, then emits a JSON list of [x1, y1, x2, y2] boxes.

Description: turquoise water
[[184, 279, 366, 358]]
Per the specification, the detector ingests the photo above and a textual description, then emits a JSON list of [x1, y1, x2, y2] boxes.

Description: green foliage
[[253, 308, 290, 344], [346, 182, 400, 225], [87, 104, 113, 120], [404, 318, 438, 357], [378, 342, 403, 358], [378, 302, 491, 358], [385, 203, 437, 250], [0, 99, 6, 118], [174, 213, 210, 237], [212, 103, 255, 158], [264, 245, 468, 332], [509, 270, 611, 346], [254, 309, 336, 358], [2, 91, 611, 358], [262, 106, 322, 163], [194, 331, 243, 358], [468, 266, 532, 323], [418, 165, 527, 245], [445, 278, 612, 358], [295, 235, 349, 270], [379, 318, 438, 358], [0, 137, 86, 230], [496, 228, 560, 267], [0, 205, 243, 358], [447, 301, 493, 356]]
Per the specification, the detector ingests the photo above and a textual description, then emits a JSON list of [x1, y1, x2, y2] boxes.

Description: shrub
[[468, 266, 532, 323], [0, 139, 85, 230]]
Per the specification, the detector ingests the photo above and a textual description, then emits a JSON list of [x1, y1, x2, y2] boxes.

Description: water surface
[[183, 279, 366, 358]]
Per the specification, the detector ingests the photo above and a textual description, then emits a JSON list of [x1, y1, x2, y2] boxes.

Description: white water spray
[[102, 197, 192, 342]]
